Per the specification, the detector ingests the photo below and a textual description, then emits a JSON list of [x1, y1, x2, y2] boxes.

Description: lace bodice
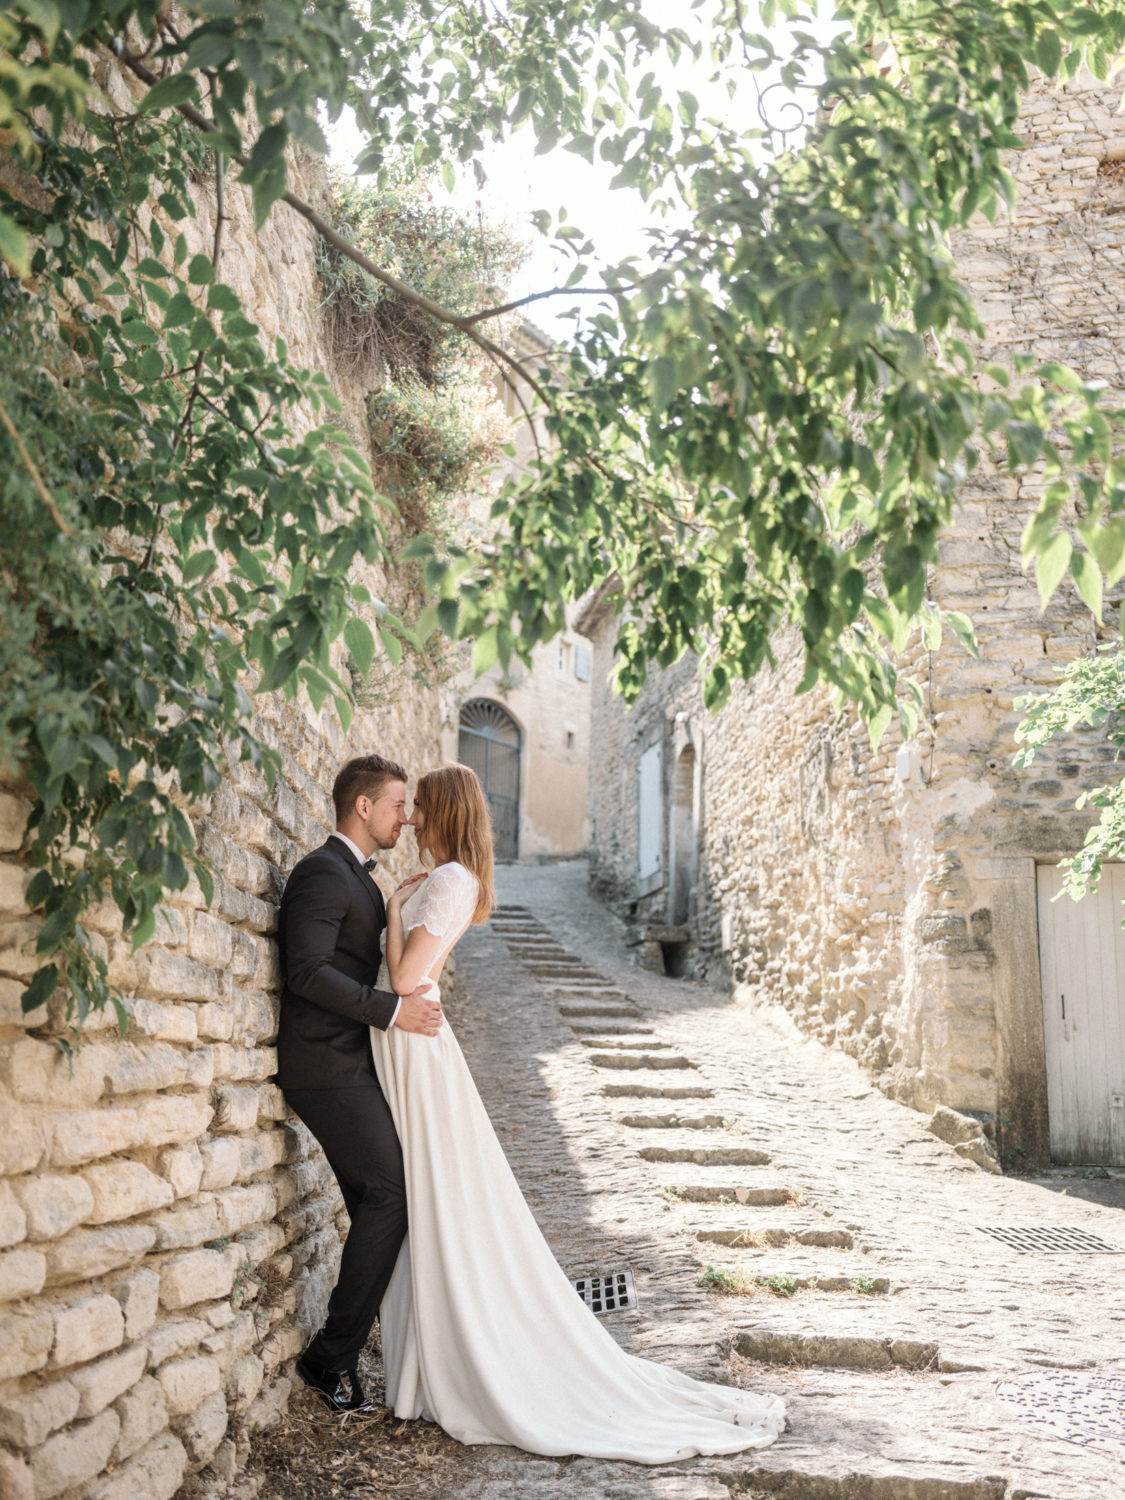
[[402, 861, 479, 947]]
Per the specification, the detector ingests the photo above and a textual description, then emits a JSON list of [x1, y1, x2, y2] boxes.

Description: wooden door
[[1037, 862, 1125, 1164], [458, 699, 520, 861]]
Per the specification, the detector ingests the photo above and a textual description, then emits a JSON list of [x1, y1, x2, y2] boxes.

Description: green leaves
[[344, 617, 376, 675], [139, 71, 200, 115]]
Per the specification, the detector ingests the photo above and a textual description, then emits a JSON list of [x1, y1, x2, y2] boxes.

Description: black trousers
[[284, 1083, 408, 1371]]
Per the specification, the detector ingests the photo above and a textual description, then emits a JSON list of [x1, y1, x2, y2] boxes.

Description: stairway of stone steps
[[468, 877, 1125, 1499], [490, 903, 866, 1309]]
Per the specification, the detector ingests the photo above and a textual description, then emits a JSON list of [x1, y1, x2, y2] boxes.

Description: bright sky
[[328, 2, 836, 341]]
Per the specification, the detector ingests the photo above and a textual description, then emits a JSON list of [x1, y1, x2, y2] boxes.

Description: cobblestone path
[[435, 861, 1125, 1500]]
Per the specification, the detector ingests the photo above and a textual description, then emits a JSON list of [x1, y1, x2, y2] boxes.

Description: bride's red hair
[[415, 764, 495, 924]]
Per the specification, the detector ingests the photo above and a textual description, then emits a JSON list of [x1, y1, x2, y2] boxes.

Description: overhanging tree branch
[[117, 46, 556, 412]]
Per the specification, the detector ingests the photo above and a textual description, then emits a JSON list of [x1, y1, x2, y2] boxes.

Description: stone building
[[442, 321, 593, 861], [0, 52, 446, 1500], [579, 68, 1125, 1170]]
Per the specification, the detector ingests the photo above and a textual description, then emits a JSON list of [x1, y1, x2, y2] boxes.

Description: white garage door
[[1037, 862, 1125, 1164]]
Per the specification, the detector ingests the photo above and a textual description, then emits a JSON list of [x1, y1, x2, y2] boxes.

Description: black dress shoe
[[295, 1352, 374, 1412]]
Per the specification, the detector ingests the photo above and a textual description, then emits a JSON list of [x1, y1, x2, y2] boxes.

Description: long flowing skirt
[[370, 979, 785, 1463]]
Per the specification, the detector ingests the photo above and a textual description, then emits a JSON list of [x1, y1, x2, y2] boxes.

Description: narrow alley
[[442, 861, 1124, 1499]]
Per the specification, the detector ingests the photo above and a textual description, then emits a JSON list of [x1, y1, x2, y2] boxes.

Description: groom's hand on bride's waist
[[392, 982, 443, 1037]]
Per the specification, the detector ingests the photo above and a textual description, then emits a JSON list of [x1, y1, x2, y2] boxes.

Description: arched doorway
[[458, 699, 521, 861]]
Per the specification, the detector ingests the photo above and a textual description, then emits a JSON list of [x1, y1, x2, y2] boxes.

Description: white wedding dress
[[370, 861, 786, 1463]]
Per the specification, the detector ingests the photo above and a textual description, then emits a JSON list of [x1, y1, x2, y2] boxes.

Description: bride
[[370, 762, 785, 1462]]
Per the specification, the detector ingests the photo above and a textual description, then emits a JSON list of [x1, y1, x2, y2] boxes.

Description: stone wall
[[0, 47, 443, 1500], [580, 68, 1124, 1157]]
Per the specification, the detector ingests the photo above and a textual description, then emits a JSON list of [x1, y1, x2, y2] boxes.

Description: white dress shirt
[[330, 832, 402, 1028]]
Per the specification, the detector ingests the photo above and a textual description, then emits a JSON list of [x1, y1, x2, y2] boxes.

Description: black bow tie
[[363, 858, 377, 872]]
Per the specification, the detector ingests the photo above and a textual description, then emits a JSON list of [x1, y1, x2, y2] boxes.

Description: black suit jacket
[[276, 837, 400, 1090]]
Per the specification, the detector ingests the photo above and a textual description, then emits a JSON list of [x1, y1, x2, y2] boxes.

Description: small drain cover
[[978, 1225, 1121, 1253], [997, 1370, 1125, 1461], [571, 1270, 637, 1315]]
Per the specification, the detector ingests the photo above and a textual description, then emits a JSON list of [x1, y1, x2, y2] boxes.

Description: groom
[[276, 753, 443, 1411]]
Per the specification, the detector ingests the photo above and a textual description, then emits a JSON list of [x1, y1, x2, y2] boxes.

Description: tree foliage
[[1015, 652, 1125, 908], [5, 0, 1125, 1025]]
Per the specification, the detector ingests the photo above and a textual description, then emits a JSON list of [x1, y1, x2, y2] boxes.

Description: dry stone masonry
[[0, 43, 443, 1500], [579, 69, 1125, 1166]]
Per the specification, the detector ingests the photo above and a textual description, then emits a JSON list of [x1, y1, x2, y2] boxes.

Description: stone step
[[569, 1024, 655, 1036], [529, 966, 608, 980], [731, 1329, 939, 1372], [589, 1052, 693, 1070], [580, 1038, 671, 1050], [602, 1083, 714, 1099], [557, 1004, 641, 1019], [548, 982, 629, 994], [620, 1113, 725, 1129], [697, 1223, 854, 1249], [639, 1146, 770, 1165], [666, 1183, 792, 1205]]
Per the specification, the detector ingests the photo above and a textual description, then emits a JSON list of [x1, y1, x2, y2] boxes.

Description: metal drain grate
[[571, 1270, 637, 1315], [978, 1225, 1121, 1253]]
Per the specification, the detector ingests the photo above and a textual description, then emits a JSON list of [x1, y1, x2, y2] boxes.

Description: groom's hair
[[332, 754, 409, 822]]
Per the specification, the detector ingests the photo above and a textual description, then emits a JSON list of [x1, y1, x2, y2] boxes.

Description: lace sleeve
[[406, 862, 479, 945]]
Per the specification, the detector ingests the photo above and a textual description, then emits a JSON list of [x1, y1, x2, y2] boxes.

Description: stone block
[[50, 1295, 124, 1369], [50, 1108, 140, 1168], [258, 1322, 302, 1371], [231, 988, 276, 1046], [156, 1144, 203, 1199], [133, 999, 197, 1044], [0, 920, 39, 980], [176, 1388, 228, 1470], [198, 1139, 240, 1192], [0, 793, 31, 851], [0, 1038, 107, 1108], [0, 1180, 27, 1247], [89, 1431, 186, 1500], [228, 929, 258, 982], [81, 1161, 174, 1223], [28, 1409, 119, 1500], [184, 1046, 214, 1089], [108, 1267, 160, 1340], [0, 1247, 46, 1302], [157, 1354, 221, 1416], [137, 949, 219, 1004], [0, 1455, 33, 1500], [145, 1198, 223, 1251], [144, 1317, 209, 1368], [215, 1184, 275, 1237], [160, 1249, 235, 1310], [211, 1085, 259, 1134], [236, 1223, 285, 1266], [225, 1352, 264, 1412], [257, 1083, 287, 1123], [0, 977, 42, 1030], [0, 1379, 79, 1449], [13, 1175, 94, 1242], [0, 1106, 49, 1176], [111, 1375, 167, 1461], [187, 913, 233, 969], [68, 1343, 148, 1419], [0, 861, 31, 916], [136, 1092, 213, 1148], [243, 1374, 290, 1432], [102, 1042, 188, 1096], [0, 1306, 54, 1380], [954, 1136, 1003, 1173], [929, 1104, 984, 1145], [194, 1003, 233, 1041], [44, 1224, 155, 1286]]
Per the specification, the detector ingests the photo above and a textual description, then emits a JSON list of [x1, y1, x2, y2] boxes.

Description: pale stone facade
[[442, 323, 592, 860], [0, 50, 443, 1500], [579, 70, 1125, 1167]]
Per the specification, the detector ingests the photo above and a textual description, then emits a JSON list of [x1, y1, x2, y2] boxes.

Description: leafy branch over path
[[5, 0, 1125, 1026]]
